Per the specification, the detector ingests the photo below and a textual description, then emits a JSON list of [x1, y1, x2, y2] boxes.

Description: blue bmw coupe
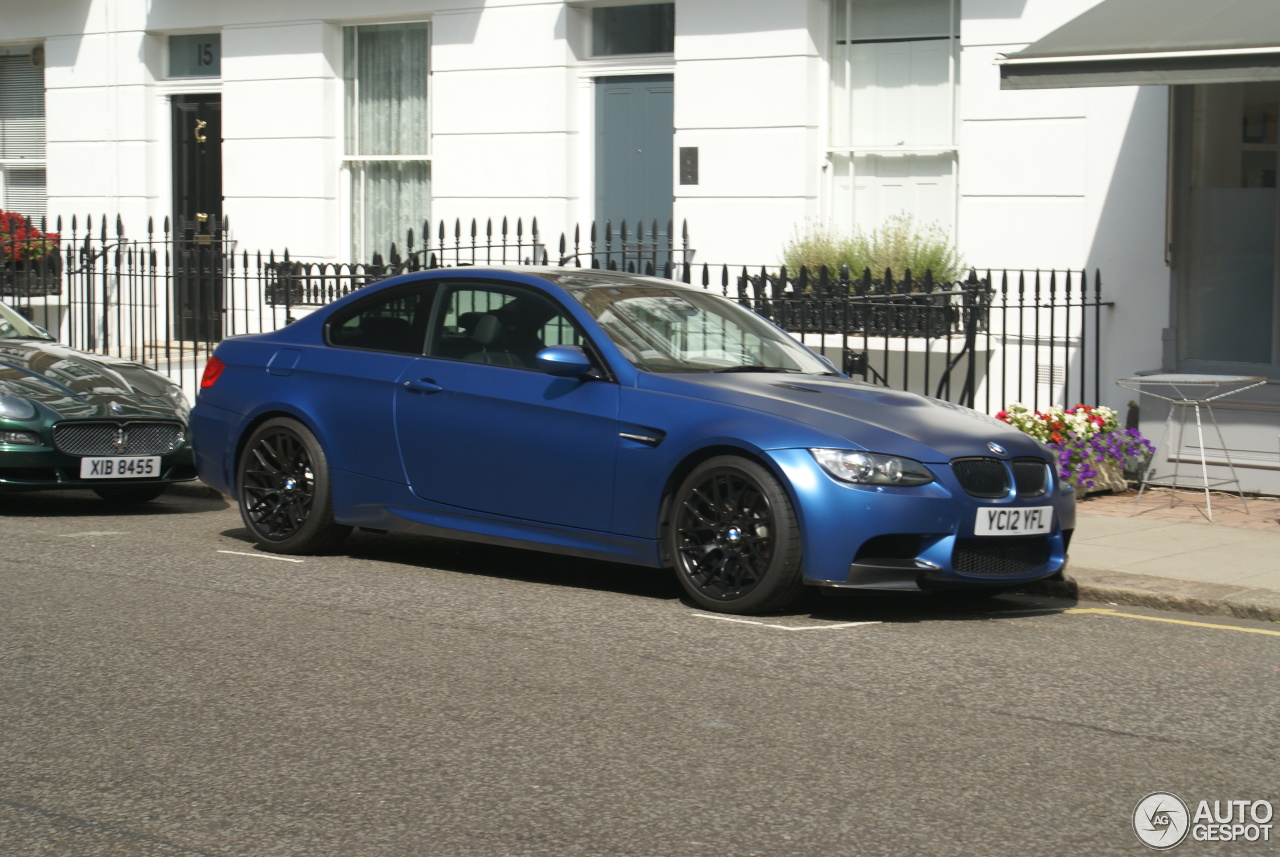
[[191, 267, 1074, 614]]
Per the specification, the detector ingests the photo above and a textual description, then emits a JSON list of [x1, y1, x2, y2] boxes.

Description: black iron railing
[[2, 213, 1108, 412]]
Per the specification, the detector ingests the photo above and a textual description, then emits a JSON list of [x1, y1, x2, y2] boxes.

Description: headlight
[[168, 386, 191, 412], [810, 448, 934, 486], [0, 391, 37, 421]]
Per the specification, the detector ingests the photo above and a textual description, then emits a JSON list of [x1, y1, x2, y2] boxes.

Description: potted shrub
[[776, 214, 971, 338], [782, 213, 966, 285]]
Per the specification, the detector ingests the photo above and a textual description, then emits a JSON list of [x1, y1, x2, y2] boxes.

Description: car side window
[[428, 284, 586, 369], [326, 284, 434, 355]]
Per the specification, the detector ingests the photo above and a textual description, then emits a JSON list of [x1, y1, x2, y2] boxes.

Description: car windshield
[[571, 284, 834, 375], [0, 301, 55, 341]]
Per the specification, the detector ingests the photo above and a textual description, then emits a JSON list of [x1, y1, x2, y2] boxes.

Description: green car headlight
[[810, 448, 934, 486], [0, 391, 37, 421], [168, 386, 191, 415]]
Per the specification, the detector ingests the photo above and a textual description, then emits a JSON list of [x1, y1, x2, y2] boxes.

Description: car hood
[[645, 372, 1049, 462], [0, 339, 184, 421]]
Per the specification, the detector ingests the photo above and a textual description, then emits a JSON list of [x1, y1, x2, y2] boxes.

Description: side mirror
[[535, 345, 594, 378]]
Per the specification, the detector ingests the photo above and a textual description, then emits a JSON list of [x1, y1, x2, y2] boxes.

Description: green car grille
[[52, 422, 186, 456]]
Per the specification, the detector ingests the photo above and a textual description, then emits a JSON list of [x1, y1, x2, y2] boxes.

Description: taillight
[[200, 356, 226, 389]]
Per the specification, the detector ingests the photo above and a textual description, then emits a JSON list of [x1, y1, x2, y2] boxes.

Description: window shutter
[[3, 166, 47, 220], [0, 56, 46, 161]]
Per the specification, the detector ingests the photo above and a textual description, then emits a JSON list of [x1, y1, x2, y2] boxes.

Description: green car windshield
[[572, 284, 833, 375], [0, 302, 56, 341]]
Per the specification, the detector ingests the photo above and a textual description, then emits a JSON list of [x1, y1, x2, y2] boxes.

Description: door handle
[[403, 378, 443, 394], [194, 119, 208, 143]]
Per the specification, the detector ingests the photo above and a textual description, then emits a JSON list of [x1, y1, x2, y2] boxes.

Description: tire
[[93, 484, 168, 503], [237, 417, 351, 554], [667, 456, 804, 614]]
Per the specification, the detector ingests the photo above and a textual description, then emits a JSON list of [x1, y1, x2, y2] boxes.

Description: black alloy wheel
[[668, 456, 803, 614], [237, 418, 350, 554]]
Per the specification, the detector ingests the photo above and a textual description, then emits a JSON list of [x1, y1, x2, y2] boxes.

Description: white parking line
[[692, 613, 880, 631], [60, 531, 126, 537], [217, 550, 305, 563]]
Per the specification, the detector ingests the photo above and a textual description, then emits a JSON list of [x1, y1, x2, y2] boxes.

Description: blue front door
[[595, 75, 674, 245]]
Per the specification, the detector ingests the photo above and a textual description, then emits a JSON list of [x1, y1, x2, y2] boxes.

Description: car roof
[[454, 266, 697, 293]]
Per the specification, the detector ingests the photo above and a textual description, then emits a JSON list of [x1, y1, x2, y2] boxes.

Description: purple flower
[[1042, 422, 1154, 491]]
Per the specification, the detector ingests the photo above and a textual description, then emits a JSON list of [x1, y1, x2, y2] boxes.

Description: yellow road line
[[1067, 608, 1280, 637]]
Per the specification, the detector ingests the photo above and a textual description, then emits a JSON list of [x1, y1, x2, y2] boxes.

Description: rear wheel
[[237, 418, 351, 554], [93, 484, 167, 503], [667, 456, 803, 614]]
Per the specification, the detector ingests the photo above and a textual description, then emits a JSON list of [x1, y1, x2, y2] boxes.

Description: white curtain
[[345, 23, 431, 261]]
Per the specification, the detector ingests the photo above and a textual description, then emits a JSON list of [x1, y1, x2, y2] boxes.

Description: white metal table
[[1116, 374, 1266, 521]]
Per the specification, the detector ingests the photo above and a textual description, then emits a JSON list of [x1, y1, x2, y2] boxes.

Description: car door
[[302, 281, 437, 483], [394, 281, 620, 531]]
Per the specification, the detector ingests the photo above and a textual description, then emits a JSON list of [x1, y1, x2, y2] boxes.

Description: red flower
[[0, 208, 59, 263]]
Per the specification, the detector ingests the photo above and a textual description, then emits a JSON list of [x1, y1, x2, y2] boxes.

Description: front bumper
[[0, 442, 196, 492], [766, 448, 1076, 591]]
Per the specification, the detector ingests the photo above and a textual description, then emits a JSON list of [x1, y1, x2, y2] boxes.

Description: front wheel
[[237, 418, 351, 554], [667, 456, 803, 614]]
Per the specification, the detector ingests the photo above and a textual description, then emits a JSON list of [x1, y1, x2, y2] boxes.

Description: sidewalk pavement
[[1034, 487, 1280, 622]]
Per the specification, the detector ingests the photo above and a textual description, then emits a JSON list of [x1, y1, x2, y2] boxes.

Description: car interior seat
[[463, 314, 525, 366]]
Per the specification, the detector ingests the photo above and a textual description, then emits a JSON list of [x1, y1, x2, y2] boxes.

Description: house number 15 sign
[[169, 33, 221, 78]]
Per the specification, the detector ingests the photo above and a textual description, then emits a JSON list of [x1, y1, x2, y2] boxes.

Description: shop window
[[1179, 82, 1279, 367]]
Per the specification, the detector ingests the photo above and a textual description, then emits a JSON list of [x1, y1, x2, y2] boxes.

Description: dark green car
[[0, 300, 196, 502]]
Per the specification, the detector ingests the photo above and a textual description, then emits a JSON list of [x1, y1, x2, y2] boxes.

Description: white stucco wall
[[4, 0, 1174, 401], [671, 0, 824, 269], [960, 0, 1171, 413], [2, 0, 827, 265]]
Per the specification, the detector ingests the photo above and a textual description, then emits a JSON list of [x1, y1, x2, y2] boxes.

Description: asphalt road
[[3, 485, 1278, 856]]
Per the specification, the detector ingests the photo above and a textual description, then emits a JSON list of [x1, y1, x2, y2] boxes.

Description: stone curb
[[1027, 568, 1280, 624]]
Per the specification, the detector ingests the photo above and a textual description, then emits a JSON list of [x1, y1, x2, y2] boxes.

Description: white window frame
[[0, 44, 48, 222], [824, 0, 960, 234], [342, 20, 433, 263]]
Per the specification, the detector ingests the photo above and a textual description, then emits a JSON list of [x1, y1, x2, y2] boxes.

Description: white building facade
[[2, 0, 1276, 492]]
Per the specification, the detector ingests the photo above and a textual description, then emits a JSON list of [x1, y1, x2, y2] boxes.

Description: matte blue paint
[[535, 345, 594, 377], [192, 267, 1076, 592]]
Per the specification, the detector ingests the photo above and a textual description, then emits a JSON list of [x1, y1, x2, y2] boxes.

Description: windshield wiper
[[711, 365, 802, 374]]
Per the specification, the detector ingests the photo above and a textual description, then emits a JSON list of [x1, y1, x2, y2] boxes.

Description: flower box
[[1, 210, 61, 298], [0, 258, 62, 298], [997, 403, 1154, 496]]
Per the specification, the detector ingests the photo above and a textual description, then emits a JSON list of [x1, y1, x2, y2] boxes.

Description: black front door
[[171, 94, 223, 342]]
